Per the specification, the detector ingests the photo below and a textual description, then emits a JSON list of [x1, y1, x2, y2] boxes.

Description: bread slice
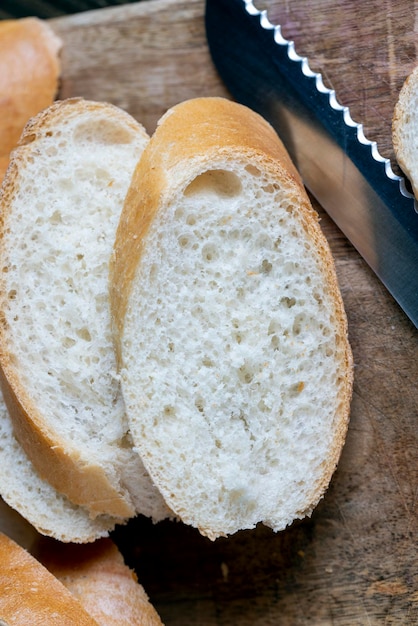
[[0, 531, 99, 625], [37, 537, 164, 626], [0, 17, 61, 183], [392, 65, 418, 197], [0, 393, 119, 543], [110, 97, 353, 539], [0, 98, 170, 522]]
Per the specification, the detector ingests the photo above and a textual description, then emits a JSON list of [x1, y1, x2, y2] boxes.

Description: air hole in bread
[[195, 398, 204, 413], [237, 363, 254, 384], [270, 334, 280, 350], [46, 145, 58, 157], [281, 296, 296, 308], [49, 210, 62, 224], [192, 305, 203, 318], [261, 259, 272, 274], [178, 235, 189, 248], [72, 119, 136, 146], [62, 336, 76, 348], [76, 327, 92, 342], [20, 133, 37, 146], [244, 164, 262, 177], [201, 243, 218, 262], [233, 331, 242, 345], [262, 183, 277, 193], [292, 313, 306, 336], [184, 169, 242, 198], [202, 356, 214, 367]]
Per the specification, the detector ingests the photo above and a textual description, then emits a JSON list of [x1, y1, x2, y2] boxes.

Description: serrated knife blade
[[205, 0, 418, 328]]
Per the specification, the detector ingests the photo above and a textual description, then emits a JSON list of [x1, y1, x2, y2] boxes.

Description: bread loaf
[[37, 537, 164, 626], [0, 531, 99, 625], [110, 97, 353, 539], [0, 17, 61, 183], [0, 532, 164, 625], [0, 98, 170, 524], [392, 65, 418, 198]]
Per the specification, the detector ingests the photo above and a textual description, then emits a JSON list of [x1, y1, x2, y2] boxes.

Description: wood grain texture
[[52, 0, 228, 134], [50, 1, 418, 623]]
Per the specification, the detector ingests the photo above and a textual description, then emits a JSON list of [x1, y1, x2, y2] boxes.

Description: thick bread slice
[[0, 395, 119, 543], [392, 65, 418, 198], [0, 98, 169, 522], [0, 532, 99, 625], [37, 537, 164, 626], [0, 17, 61, 183], [110, 97, 353, 539]]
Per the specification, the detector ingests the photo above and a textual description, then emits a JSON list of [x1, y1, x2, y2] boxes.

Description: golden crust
[[0, 17, 62, 183], [0, 532, 99, 625]]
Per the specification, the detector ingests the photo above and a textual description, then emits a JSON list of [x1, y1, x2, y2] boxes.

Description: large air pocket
[[184, 169, 242, 198]]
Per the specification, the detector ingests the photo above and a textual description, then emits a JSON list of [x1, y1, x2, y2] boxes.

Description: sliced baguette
[[0, 531, 99, 625], [0, 98, 170, 523], [37, 537, 164, 626], [0, 17, 61, 183], [392, 65, 418, 198], [110, 97, 353, 539], [0, 394, 119, 543]]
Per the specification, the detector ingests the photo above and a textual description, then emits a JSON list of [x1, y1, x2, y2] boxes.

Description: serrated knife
[[205, 0, 418, 328]]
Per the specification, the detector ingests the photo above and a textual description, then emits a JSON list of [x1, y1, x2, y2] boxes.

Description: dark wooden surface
[[16, 1, 418, 623]]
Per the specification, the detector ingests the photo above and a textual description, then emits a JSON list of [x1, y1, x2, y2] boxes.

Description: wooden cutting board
[[47, 1, 418, 623]]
